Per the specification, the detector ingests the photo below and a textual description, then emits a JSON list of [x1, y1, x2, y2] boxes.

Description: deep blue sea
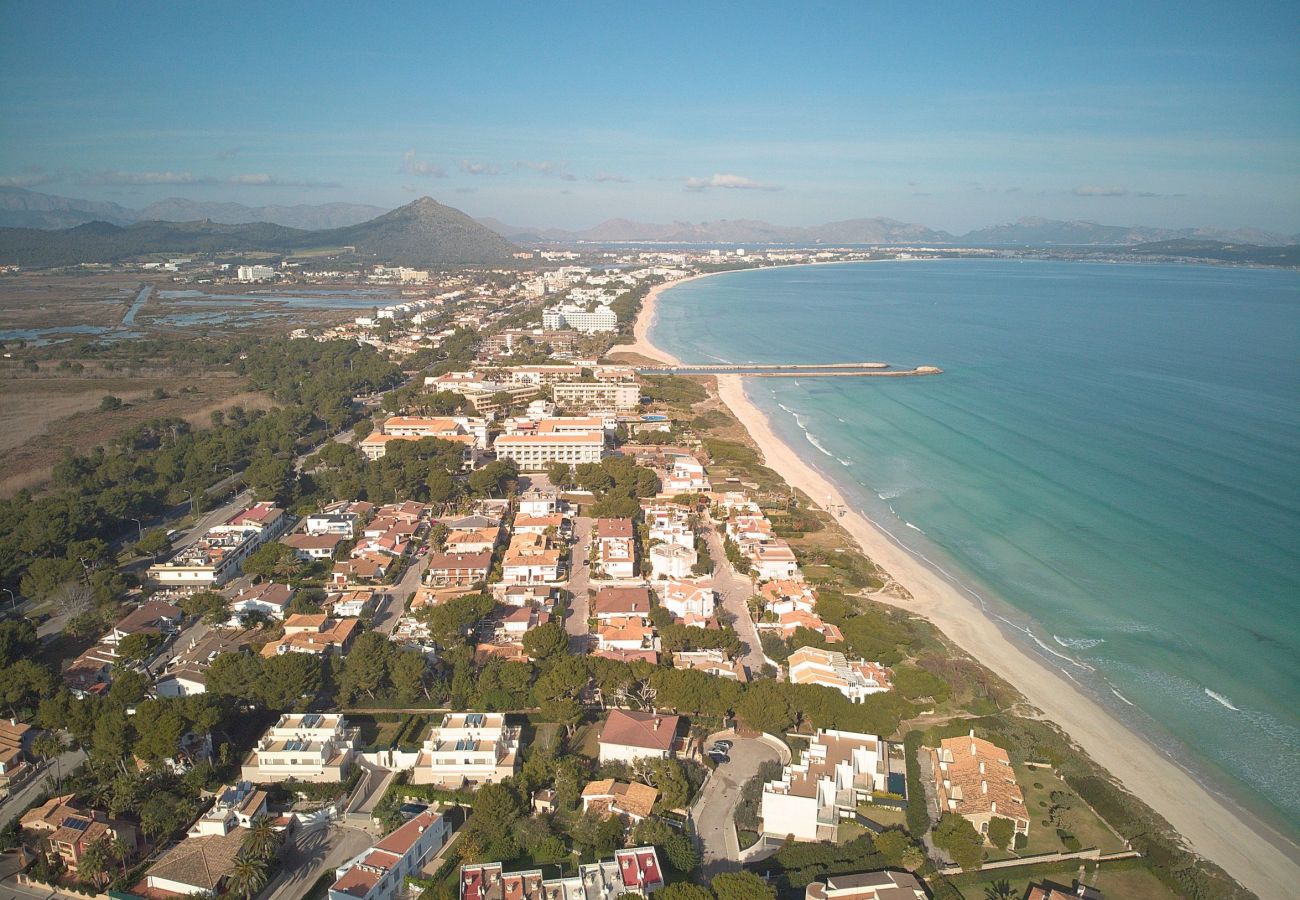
[[651, 259, 1300, 835]]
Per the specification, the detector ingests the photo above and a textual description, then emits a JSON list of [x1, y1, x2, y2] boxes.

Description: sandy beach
[[626, 272, 1300, 899]]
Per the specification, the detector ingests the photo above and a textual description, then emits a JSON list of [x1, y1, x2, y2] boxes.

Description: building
[[0, 719, 33, 789], [260, 614, 359, 657], [378, 414, 489, 448], [148, 503, 291, 587], [597, 710, 681, 765], [1027, 882, 1103, 900], [444, 527, 501, 554], [105, 599, 183, 649], [140, 784, 265, 897], [425, 551, 492, 587], [241, 713, 357, 784], [752, 540, 800, 581], [412, 712, 521, 788], [329, 808, 449, 900], [492, 431, 606, 471], [517, 487, 560, 516], [596, 616, 658, 654], [592, 586, 651, 620], [541, 303, 618, 333], [581, 779, 659, 823], [304, 511, 359, 537], [595, 518, 637, 579], [153, 627, 261, 697], [804, 871, 929, 900], [552, 379, 640, 411], [761, 729, 889, 841], [649, 542, 697, 580], [459, 847, 663, 900], [672, 649, 747, 682], [282, 532, 345, 561], [237, 264, 276, 282], [787, 646, 893, 702], [21, 794, 137, 876], [656, 581, 715, 622], [930, 731, 1031, 840], [229, 582, 294, 621]]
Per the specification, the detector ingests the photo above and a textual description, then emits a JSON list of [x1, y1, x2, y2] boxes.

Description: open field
[[0, 272, 148, 329], [0, 371, 273, 496], [947, 858, 1179, 900]]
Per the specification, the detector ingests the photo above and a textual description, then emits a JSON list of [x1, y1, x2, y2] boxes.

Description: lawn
[[1006, 764, 1127, 858], [349, 715, 405, 749], [570, 721, 602, 760], [948, 859, 1178, 900], [856, 802, 909, 830]]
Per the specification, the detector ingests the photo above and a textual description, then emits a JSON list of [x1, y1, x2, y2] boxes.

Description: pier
[[635, 362, 943, 378]]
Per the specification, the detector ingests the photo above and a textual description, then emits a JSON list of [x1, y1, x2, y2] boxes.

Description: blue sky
[[2, 1, 1297, 232]]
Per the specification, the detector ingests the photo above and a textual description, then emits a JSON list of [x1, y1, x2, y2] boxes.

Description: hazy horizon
[[2, 2, 1297, 233]]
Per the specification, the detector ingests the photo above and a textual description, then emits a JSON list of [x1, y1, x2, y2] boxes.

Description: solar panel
[[302, 713, 321, 728]]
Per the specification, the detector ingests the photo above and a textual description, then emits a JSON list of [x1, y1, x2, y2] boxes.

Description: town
[[0, 250, 1214, 900]]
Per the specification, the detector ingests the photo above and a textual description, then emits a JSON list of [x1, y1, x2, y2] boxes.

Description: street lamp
[[130, 517, 143, 541], [1, 588, 16, 609]]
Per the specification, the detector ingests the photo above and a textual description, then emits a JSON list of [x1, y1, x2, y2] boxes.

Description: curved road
[[690, 732, 783, 877]]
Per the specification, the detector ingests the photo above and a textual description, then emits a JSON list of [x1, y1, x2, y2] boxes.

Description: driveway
[[690, 733, 782, 878], [264, 820, 373, 900], [0, 747, 86, 827], [700, 525, 765, 675], [564, 516, 594, 652]]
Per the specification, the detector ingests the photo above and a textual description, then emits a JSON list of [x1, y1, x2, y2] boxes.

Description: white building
[[649, 543, 697, 580], [493, 431, 605, 471], [329, 808, 449, 900], [412, 712, 521, 788], [542, 303, 618, 333], [241, 713, 357, 784], [761, 729, 889, 841], [787, 646, 893, 702], [552, 380, 641, 411], [237, 264, 276, 282], [656, 581, 715, 621], [596, 518, 637, 580], [598, 710, 680, 765]]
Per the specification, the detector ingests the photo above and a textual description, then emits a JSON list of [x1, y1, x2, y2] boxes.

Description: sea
[[649, 258, 1300, 837]]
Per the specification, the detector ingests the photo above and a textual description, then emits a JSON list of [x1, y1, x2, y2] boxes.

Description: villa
[[329, 807, 449, 900], [761, 729, 890, 841], [929, 731, 1031, 840], [241, 713, 357, 784], [787, 646, 892, 702], [412, 712, 521, 788]]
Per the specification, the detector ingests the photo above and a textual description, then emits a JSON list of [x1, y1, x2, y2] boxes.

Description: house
[[140, 784, 263, 898], [761, 729, 889, 841], [776, 609, 844, 644], [596, 518, 637, 579], [220, 502, 293, 540], [787, 646, 892, 702], [804, 871, 929, 900], [21, 794, 137, 877], [330, 553, 390, 586], [596, 617, 658, 653], [581, 779, 659, 822], [592, 647, 659, 665], [228, 582, 294, 621], [498, 605, 550, 639], [460, 847, 663, 900], [649, 542, 696, 579], [656, 581, 714, 621], [761, 579, 818, 616], [282, 532, 345, 561], [663, 454, 710, 493], [328, 589, 381, 618], [592, 586, 652, 621], [0, 719, 34, 789], [260, 614, 359, 657], [1027, 882, 1103, 900], [304, 512, 358, 537], [444, 527, 500, 554], [105, 599, 183, 649], [672, 649, 747, 682], [500, 539, 563, 584], [752, 541, 800, 581], [500, 584, 555, 608], [517, 487, 560, 517], [412, 712, 521, 788], [597, 710, 681, 765], [425, 551, 491, 587], [930, 731, 1031, 840], [329, 808, 449, 900], [241, 713, 357, 784], [511, 513, 566, 536], [153, 627, 261, 697]]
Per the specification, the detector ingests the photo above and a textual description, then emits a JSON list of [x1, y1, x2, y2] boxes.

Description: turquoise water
[[651, 259, 1300, 834]]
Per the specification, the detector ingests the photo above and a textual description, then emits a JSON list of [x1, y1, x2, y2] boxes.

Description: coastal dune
[[625, 273, 1300, 900]]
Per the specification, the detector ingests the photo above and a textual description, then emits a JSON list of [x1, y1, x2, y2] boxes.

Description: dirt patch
[[0, 372, 273, 497]]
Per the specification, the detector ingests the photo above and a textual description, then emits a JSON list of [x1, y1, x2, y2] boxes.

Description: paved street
[[700, 525, 765, 675], [564, 516, 594, 652], [691, 733, 782, 878], [264, 821, 373, 900], [375, 549, 430, 636], [0, 747, 86, 827]]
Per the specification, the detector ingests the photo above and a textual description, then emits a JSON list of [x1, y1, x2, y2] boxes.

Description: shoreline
[[626, 265, 1300, 899]]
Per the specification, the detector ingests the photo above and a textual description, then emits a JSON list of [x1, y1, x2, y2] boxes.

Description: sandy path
[[635, 272, 1300, 899]]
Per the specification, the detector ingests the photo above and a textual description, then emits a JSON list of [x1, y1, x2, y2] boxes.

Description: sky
[[2, 1, 1298, 233]]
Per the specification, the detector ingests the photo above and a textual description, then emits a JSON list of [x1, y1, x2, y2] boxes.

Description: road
[[375, 545, 430, 636], [0, 747, 87, 827], [564, 517, 594, 652], [700, 525, 765, 676], [263, 821, 373, 900], [691, 733, 782, 878]]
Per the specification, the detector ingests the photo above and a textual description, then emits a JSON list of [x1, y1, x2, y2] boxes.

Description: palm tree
[[984, 880, 1015, 900], [241, 815, 280, 862], [225, 855, 269, 900], [32, 731, 64, 784], [77, 837, 111, 888]]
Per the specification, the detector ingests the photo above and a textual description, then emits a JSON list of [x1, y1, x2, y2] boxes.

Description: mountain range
[[0, 197, 517, 268], [0, 187, 385, 230]]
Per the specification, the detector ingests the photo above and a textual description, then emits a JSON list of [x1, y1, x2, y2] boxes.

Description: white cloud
[[459, 159, 499, 176], [0, 168, 59, 188], [1073, 185, 1128, 197], [401, 149, 446, 178], [76, 170, 337, 188], [592, 172, 632, 183], [683, 172, 781, 192]]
